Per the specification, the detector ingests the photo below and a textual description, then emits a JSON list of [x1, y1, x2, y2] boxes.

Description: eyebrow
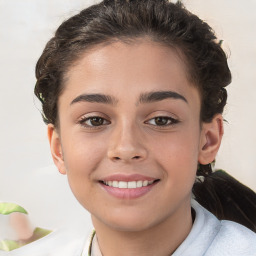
[[70, 90, 187, 106], [70, 93, 117, 105], [139, 91, 188, 104]]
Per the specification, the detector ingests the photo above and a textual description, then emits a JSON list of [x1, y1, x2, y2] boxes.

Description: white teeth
[[118, 181, 128, 188], [143, 180, 149, 186], [136, 181, 143, 187], [128, 181, 136, 188], [103, 180, 156, 188], [112, 181, 118, 188]]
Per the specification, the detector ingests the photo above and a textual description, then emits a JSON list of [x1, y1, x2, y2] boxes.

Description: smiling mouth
[[100, 179, 160, 189]]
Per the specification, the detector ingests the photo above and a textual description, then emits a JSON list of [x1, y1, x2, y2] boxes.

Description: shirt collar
[[90, 233, 102, 256]]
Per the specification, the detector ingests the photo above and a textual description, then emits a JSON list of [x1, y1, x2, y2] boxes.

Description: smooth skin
[[48, 40, 223, 256]]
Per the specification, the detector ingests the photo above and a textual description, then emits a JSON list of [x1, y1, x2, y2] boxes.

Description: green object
[[0, 227, 52, 251], [0, 240, 21, 251], [33, 227, 52, 240], [0, 202, 28, 215], [0, 202, 52, 251]]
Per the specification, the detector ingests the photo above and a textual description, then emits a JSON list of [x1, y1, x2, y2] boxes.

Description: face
[[48, 40, 223, 232]]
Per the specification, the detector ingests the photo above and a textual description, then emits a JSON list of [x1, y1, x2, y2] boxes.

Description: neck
[[91, 200, 193, 256]]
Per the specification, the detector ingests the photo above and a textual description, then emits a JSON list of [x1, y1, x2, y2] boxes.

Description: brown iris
[[154, 117, 169, 126], [90, 117, 104, 126]]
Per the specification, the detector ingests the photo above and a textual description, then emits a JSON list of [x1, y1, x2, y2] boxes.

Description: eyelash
[[145, 116, 180, 127], [78, 115, 179, 129], [78, 116, 110, 129]]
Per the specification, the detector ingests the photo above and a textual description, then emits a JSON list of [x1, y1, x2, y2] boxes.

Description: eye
[[79, 116, 110, 127], [146, 116, 179, 126]]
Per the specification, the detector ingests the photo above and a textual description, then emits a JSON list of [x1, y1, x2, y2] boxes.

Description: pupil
[[155, 117, 167, 125], [91, 117, 103, 126]]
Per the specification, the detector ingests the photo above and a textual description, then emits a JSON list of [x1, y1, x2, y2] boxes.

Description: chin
[[92, 208, 163, 233]]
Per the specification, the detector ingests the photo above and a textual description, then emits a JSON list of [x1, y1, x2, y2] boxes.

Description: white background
[[0, 0, 255, 231]]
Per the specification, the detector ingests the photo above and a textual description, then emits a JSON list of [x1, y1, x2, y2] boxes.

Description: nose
[[107, 122, 148, 162]]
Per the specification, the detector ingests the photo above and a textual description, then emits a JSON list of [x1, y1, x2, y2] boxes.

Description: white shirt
[[4, 200, 256, 256]]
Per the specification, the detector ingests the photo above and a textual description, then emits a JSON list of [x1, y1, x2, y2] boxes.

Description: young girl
[[9, 0, 256, 255]]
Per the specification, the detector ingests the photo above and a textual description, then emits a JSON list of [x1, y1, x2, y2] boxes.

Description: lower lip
[[100, 182, 158, 199]]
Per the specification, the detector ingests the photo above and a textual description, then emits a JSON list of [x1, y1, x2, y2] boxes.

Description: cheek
[[61, 131, 107, 173], [61, 135, 106, 210], [151, 129, 200, 182], [60, 132, 108, 205]]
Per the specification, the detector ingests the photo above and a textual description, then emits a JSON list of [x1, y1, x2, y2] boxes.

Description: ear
[[47, 124, 67, 175], [198, 114, 224, 165]]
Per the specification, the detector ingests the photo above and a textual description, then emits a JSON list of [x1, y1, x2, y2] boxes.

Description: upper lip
[[99, 174, 159, 182]]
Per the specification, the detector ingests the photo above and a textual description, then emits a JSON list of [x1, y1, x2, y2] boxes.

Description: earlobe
[[47, 124, 67, 175], [198, 114, 224, 165]]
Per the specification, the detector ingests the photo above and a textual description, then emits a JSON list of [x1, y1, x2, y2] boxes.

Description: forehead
[[67, 40, 189, 79], [61, 40, 200, 108]]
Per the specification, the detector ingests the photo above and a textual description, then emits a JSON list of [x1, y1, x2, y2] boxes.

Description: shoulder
[[173, 200, 256, 256], [206, 220, 256, 256], [193, 200, 256, 256]]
